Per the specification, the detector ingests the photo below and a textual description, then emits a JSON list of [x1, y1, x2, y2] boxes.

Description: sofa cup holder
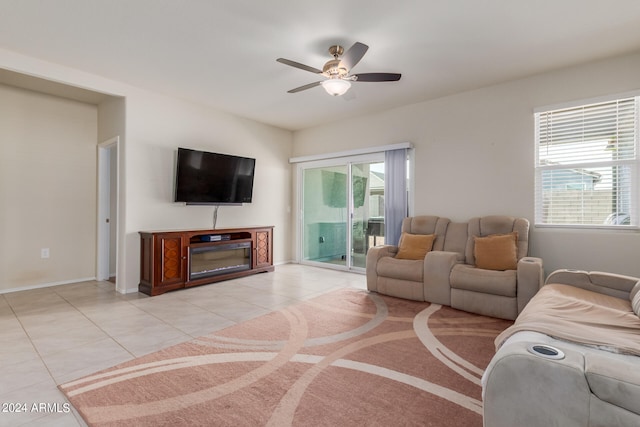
[[527, 344, 565, 360]]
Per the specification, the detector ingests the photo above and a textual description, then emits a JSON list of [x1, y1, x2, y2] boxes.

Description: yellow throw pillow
[[395, 233, 435, 260], [474, 232, 518, 271]]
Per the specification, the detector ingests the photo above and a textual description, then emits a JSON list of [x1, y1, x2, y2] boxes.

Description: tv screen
[[174, 147, 255, 205]]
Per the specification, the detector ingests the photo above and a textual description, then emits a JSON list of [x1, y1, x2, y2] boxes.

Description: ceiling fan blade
[[287, 81, 322, 93], [276, 58, 323, 74], [354, 73, 401, 82], [340, 42, 368, 70]]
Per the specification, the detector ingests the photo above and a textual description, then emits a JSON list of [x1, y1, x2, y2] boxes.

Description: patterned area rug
[[59, 289, 512, 426]]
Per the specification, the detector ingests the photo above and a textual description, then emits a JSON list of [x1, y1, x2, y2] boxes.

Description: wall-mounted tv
[[174, 147, 255, 205]]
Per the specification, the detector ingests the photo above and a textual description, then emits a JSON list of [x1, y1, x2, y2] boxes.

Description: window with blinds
[[534, 96, 639, 227]]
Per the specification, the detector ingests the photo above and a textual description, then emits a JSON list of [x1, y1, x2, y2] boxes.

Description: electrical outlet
[[41, 248, 50, 259]]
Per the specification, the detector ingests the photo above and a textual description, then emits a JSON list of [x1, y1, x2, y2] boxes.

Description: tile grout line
[[3, 291, 65, 399], [51, 282, 140, 363], [55, 281, 222, 358]]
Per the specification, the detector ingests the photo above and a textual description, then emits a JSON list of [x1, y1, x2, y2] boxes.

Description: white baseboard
[[0, 277, 98, 295], [117, 286, 140, 295]]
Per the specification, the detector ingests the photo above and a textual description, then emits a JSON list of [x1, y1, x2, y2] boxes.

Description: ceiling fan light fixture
[[278, 42, 399, 95], [321, 79, 351, 96]]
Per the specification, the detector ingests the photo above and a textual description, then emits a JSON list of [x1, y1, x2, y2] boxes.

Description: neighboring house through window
[[534, 95, 639, 227]]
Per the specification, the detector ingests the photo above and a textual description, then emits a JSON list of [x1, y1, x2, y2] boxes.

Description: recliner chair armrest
[[423, 251, 462, 305], [483, 340, 590, 427], [516, 257, 543, 313], [366, 245, 398, 292], [545, 269, 639, 300]]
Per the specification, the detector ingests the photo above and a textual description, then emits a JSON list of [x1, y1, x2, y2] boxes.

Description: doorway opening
[[97, 137, 120, 284]]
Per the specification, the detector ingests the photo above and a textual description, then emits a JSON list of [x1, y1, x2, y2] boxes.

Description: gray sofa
[[366, 215, 543, 320], [483, 269, 640, 427]]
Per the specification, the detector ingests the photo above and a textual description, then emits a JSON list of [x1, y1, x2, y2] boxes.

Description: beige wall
[[0, 84, 98, 291], [292, 51, 640, 277], [121, 90, 293, 291], [0, 49, 294, 294]]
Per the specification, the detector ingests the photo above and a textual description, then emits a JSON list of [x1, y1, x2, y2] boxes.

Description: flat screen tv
[[174, 147, 255, 205]]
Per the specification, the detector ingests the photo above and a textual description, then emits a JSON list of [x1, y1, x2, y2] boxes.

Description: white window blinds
[[534, 96, 639, 227]]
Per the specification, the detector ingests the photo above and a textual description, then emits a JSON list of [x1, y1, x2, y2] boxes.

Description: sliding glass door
[[351, 161, 385, 268], [302, 164, 348, 267], [299, 154, 385, 271]]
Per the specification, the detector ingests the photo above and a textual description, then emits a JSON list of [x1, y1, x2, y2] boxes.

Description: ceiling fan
[[276, 42, 401, 96]]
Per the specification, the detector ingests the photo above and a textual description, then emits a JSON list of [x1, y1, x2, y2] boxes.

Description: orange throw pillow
[[474, 232, 518, 270], [395, 233, 435, 260]]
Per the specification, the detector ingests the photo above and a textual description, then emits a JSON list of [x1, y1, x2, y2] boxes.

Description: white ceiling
[[2, 0, 640, 131]]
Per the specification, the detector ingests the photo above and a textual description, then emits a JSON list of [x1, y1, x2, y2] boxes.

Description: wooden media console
[[139, 226, 274, 296]]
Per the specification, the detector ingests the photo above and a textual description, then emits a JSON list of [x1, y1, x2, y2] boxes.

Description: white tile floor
[[0, 264, 366, 426]]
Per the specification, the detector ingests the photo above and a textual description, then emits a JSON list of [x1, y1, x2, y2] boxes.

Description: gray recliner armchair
[[366, 216, 451, 301], [447, 216, 542, 319]]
